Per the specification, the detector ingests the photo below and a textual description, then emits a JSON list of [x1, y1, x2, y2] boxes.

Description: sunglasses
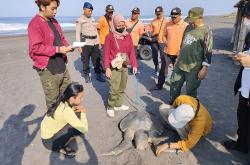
[[107, 11, 113, 14]]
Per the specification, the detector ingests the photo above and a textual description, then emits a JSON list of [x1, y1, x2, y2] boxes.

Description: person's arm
[[104, 34, 111, 69], [28, 22, 58, 56], [104, 34, 112, 78], [177, 121, 206, 152], [198, 28, 213, 80], [76, 18, 82, 43], [202, 28, 213, 67], [63, 107, 88, 134], [162, 23, 168, 44], [128, 35, 138, 70], [234, 53, 250, 67]]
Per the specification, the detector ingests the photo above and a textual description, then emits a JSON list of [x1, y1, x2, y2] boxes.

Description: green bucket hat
[[185, 7, 204, 22]]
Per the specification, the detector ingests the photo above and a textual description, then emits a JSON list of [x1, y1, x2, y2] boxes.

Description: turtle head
[[134, 129, 149, 151]]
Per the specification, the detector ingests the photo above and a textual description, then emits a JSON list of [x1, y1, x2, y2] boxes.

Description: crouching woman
[[40, 82, 88, 158], [156, 95, 212, 155]]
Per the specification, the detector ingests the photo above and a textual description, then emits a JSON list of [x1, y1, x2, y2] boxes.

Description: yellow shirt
[[41, 102, 88, 139], [97, 15, 112, 45], [163, 20, 188, 56], [173, 95, 212, 152], [126, 19, 144, 46], [150, 17, 169, 43]]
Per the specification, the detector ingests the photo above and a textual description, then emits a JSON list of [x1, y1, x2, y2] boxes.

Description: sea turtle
[[102, 110, 163, 156]]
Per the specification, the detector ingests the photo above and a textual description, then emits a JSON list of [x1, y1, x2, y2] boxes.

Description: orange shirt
[[126, 19, 144, 46], [97, 15, 112, 45], [150, 17, 169, 43], [163, 20, 188, 56]]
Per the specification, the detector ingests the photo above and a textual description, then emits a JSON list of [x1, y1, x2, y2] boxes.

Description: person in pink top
[[104, 14, 138, 117], [28, 0, 73, 109]]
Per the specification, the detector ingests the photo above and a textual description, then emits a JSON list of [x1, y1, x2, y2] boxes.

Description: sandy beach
[[0, 16, 249, 165]]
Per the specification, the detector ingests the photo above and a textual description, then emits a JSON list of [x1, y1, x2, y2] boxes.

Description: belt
[[81, 35, 97, 39]]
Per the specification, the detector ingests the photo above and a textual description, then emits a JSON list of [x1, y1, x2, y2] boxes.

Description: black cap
[[132, 7, 140, 14], [106, 4, 114, 12], [170, 7, 181, 17], [155, 6, 163, 13]]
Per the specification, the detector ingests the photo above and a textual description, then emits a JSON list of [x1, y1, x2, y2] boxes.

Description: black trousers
[[236, 93, 250, 152], [151, 43, 165, 70], [81, 45, 101, 75], [42, 113, 82, 151], [157, 54, 177, 88]]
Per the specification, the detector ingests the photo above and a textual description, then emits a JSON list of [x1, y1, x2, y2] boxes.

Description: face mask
[[116, 27, 125, 33]]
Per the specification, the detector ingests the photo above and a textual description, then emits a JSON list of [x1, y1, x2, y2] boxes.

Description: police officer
[[76, 2, 105, 83]]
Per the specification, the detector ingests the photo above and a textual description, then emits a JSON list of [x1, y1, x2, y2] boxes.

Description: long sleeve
[[128, 35, 138, 68], [28, 22, 56, 57], [202, 29, 213, 65], [177, 120, 206, 152], [63, 109, 88, 134], [76, 18, 82, 42], [104, 34, 111, 69]]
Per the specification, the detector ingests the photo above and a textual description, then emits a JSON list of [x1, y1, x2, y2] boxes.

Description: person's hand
[[132, 67, 138, 75], [106, 68, 112, 79], [156, 144, 168, 156], [233, 53, 250, 67], [198, 66, 208, 81], [78, 48, 83, 54], [74, 105, 86, 113], [98, 44, 102, 50], [59, 46, 73, 54]]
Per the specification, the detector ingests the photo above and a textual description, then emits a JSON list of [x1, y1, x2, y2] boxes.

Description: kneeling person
[[41, 82, 88, 158], [156, 95, 212, 155]]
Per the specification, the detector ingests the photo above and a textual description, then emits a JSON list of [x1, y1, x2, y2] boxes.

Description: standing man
[[153, 7, 188, 90], [169, 7, 213, 104], [28, 0, 73, 109], [150, 6, 168, 74], [126, 7, 145, 56], [76, 2, 105, 83], [97, 4, 114, 70]]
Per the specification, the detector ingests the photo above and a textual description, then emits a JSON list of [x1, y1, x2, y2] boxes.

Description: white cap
[[168, 104, 195, 129]]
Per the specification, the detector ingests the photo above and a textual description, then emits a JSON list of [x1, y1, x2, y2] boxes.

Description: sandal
[[59, 147, 76, 158]]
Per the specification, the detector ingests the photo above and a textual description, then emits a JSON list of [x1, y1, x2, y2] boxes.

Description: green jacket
[[177, 25, 213, 72]]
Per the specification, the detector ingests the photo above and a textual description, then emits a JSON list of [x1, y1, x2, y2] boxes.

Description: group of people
[[27, 0, 250, 159]]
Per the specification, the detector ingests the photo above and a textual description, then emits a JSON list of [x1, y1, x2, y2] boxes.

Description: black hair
[[35, 0, 60, 11], [47, 82, 84, 118]]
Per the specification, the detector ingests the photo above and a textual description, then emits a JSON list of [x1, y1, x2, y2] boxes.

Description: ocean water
[[0, 16, 155, 36]]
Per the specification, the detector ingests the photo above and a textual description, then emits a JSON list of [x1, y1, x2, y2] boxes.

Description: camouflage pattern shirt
[[177, 25, 213, 72]]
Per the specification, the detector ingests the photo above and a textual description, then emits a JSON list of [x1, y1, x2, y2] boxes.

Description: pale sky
[[1, 0, 239, 17]]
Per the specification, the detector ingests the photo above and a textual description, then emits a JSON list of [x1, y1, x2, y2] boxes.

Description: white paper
[[72, 42, 86, 48]]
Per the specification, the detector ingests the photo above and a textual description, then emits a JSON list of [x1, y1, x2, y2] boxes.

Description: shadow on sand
[[49, 135, 98, 165], [0, 104, 42, 165]]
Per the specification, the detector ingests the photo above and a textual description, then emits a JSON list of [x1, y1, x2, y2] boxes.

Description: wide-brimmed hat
[[185, 7, 204, 22], [168, 104, 195, 129]]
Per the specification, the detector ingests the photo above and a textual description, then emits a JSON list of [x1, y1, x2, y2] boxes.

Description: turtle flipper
[[119, 111, 137, 131], [102, 140, 132, 156]]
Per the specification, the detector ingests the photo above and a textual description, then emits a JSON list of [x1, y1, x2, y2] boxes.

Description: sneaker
[[114, 105, 129, 111], [106, 109, 115, 117]]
